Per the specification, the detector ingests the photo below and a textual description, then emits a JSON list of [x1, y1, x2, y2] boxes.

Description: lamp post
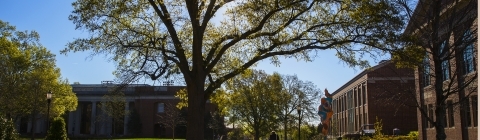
[[297, 106, 301, 140], [46, 91, 52, 131]]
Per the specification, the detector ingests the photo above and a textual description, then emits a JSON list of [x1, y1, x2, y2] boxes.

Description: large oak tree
[[63, 0, 406, 138]]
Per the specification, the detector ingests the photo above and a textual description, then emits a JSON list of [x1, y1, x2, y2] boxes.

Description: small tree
[[373, 116, 384, 139], [45, 117, 68, 140], [101, 90, 129, 136], [157, 102, 185, 139]]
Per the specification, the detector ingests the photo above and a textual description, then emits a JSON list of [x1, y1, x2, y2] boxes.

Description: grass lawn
[[20, 138, 185, 140], [114, 138, 185, 140]]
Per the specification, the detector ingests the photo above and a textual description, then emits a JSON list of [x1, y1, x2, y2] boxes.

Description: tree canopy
[[100, 91, 129, 136], [222, 70, 320, 140], [224, 70, 284, 140], [0, 20, 78, 120], [63, 0, 407, 138]]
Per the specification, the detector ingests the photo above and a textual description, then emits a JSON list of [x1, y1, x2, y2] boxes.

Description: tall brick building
[[331, 60, 418, 137], [404, 0, 478, 139]]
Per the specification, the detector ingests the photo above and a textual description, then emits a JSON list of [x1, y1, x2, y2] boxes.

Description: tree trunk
[[254, 127, 260, 140], [433, 58, 446, 140], [186, 85, 206, 140], [434, 106, 447, 140], [455, 47, 469, 140], [113, 118, 116, 137], [432, 37, 446, 140], [283, 117, 288, 140]]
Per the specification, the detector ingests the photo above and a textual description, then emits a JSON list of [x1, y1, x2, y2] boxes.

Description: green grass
[[114, 138, 185, 140], [20, 137, 185, 140]]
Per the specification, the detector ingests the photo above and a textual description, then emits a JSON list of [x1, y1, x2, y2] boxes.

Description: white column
[[90, 101, 97, 135], [100, 102, 106, 135], [124, 102, 130, 135]]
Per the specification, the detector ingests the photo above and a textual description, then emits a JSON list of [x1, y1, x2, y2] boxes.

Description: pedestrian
[[269, 131, 279, 140]]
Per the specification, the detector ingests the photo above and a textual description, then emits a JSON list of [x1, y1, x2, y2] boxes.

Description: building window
[[465, 98, 472, 127], [463, 44, 474, 74], [157, 103, 165, 113], [439, 40, 450, 81], [340, 97, 343, 112], [354, 89, 357, 107], [362, 85, 366, 105], [357, 88, 360, 107], [423, 53, 431, 87], [447, 100, 454, 127], [472, 95, 477, 127], [364, 113, 367, 124], [355, 114, 358, 131], [359, 113, 363, 127], [428, 104, 434, 128], [463, 29, 475, 74], [348, 90, 353, 109], [80, 102, 92, 134]]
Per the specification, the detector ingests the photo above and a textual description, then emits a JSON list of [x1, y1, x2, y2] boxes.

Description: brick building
[[65, 81, 218, 138], [404, 0, 478, 139], [331, 60, 418, 137]]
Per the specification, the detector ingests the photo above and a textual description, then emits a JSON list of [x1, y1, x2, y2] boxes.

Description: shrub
[[407, 131, 418, 138], [45, 117, 68, 140], [373, 116, 384, 138], [0, 116, 19, 140]]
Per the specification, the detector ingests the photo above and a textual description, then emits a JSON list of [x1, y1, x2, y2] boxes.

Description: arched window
[[423, 53, 431, 87], [439, 40, 450, 81]]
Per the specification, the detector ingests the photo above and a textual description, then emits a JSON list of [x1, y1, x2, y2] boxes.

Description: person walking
[[269, 131, 280, 140]]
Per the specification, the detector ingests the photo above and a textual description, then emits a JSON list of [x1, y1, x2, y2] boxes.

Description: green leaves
[[224, 70, 284, 139], [0, 20, 77, 120], [222, 69, 320, 139], [64, 1, 408, 138]]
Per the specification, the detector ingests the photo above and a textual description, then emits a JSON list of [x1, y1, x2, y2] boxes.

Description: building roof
[[331, 60, 392, 95], [71, 83, 185, 96]]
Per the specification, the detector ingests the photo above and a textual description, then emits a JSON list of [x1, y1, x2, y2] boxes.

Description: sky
[[0, 1, 388, 94]]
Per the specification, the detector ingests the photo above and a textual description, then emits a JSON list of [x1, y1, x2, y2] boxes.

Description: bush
[[407, 131, 418, 138], [45, 117, 69, 140], [0, 116, 19, 140]]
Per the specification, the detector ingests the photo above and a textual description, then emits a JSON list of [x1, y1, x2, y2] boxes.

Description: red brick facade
[[406, 0, 478, 139], [66, 84, 218, 138], [331, 61, 418, 137]]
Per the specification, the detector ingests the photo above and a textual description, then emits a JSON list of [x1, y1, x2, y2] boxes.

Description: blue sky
[[0, 1, 388, 93]]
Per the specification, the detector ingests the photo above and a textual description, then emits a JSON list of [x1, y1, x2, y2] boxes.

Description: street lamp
[[46, 91, 52, 131], [297, 106, 301, 140]]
